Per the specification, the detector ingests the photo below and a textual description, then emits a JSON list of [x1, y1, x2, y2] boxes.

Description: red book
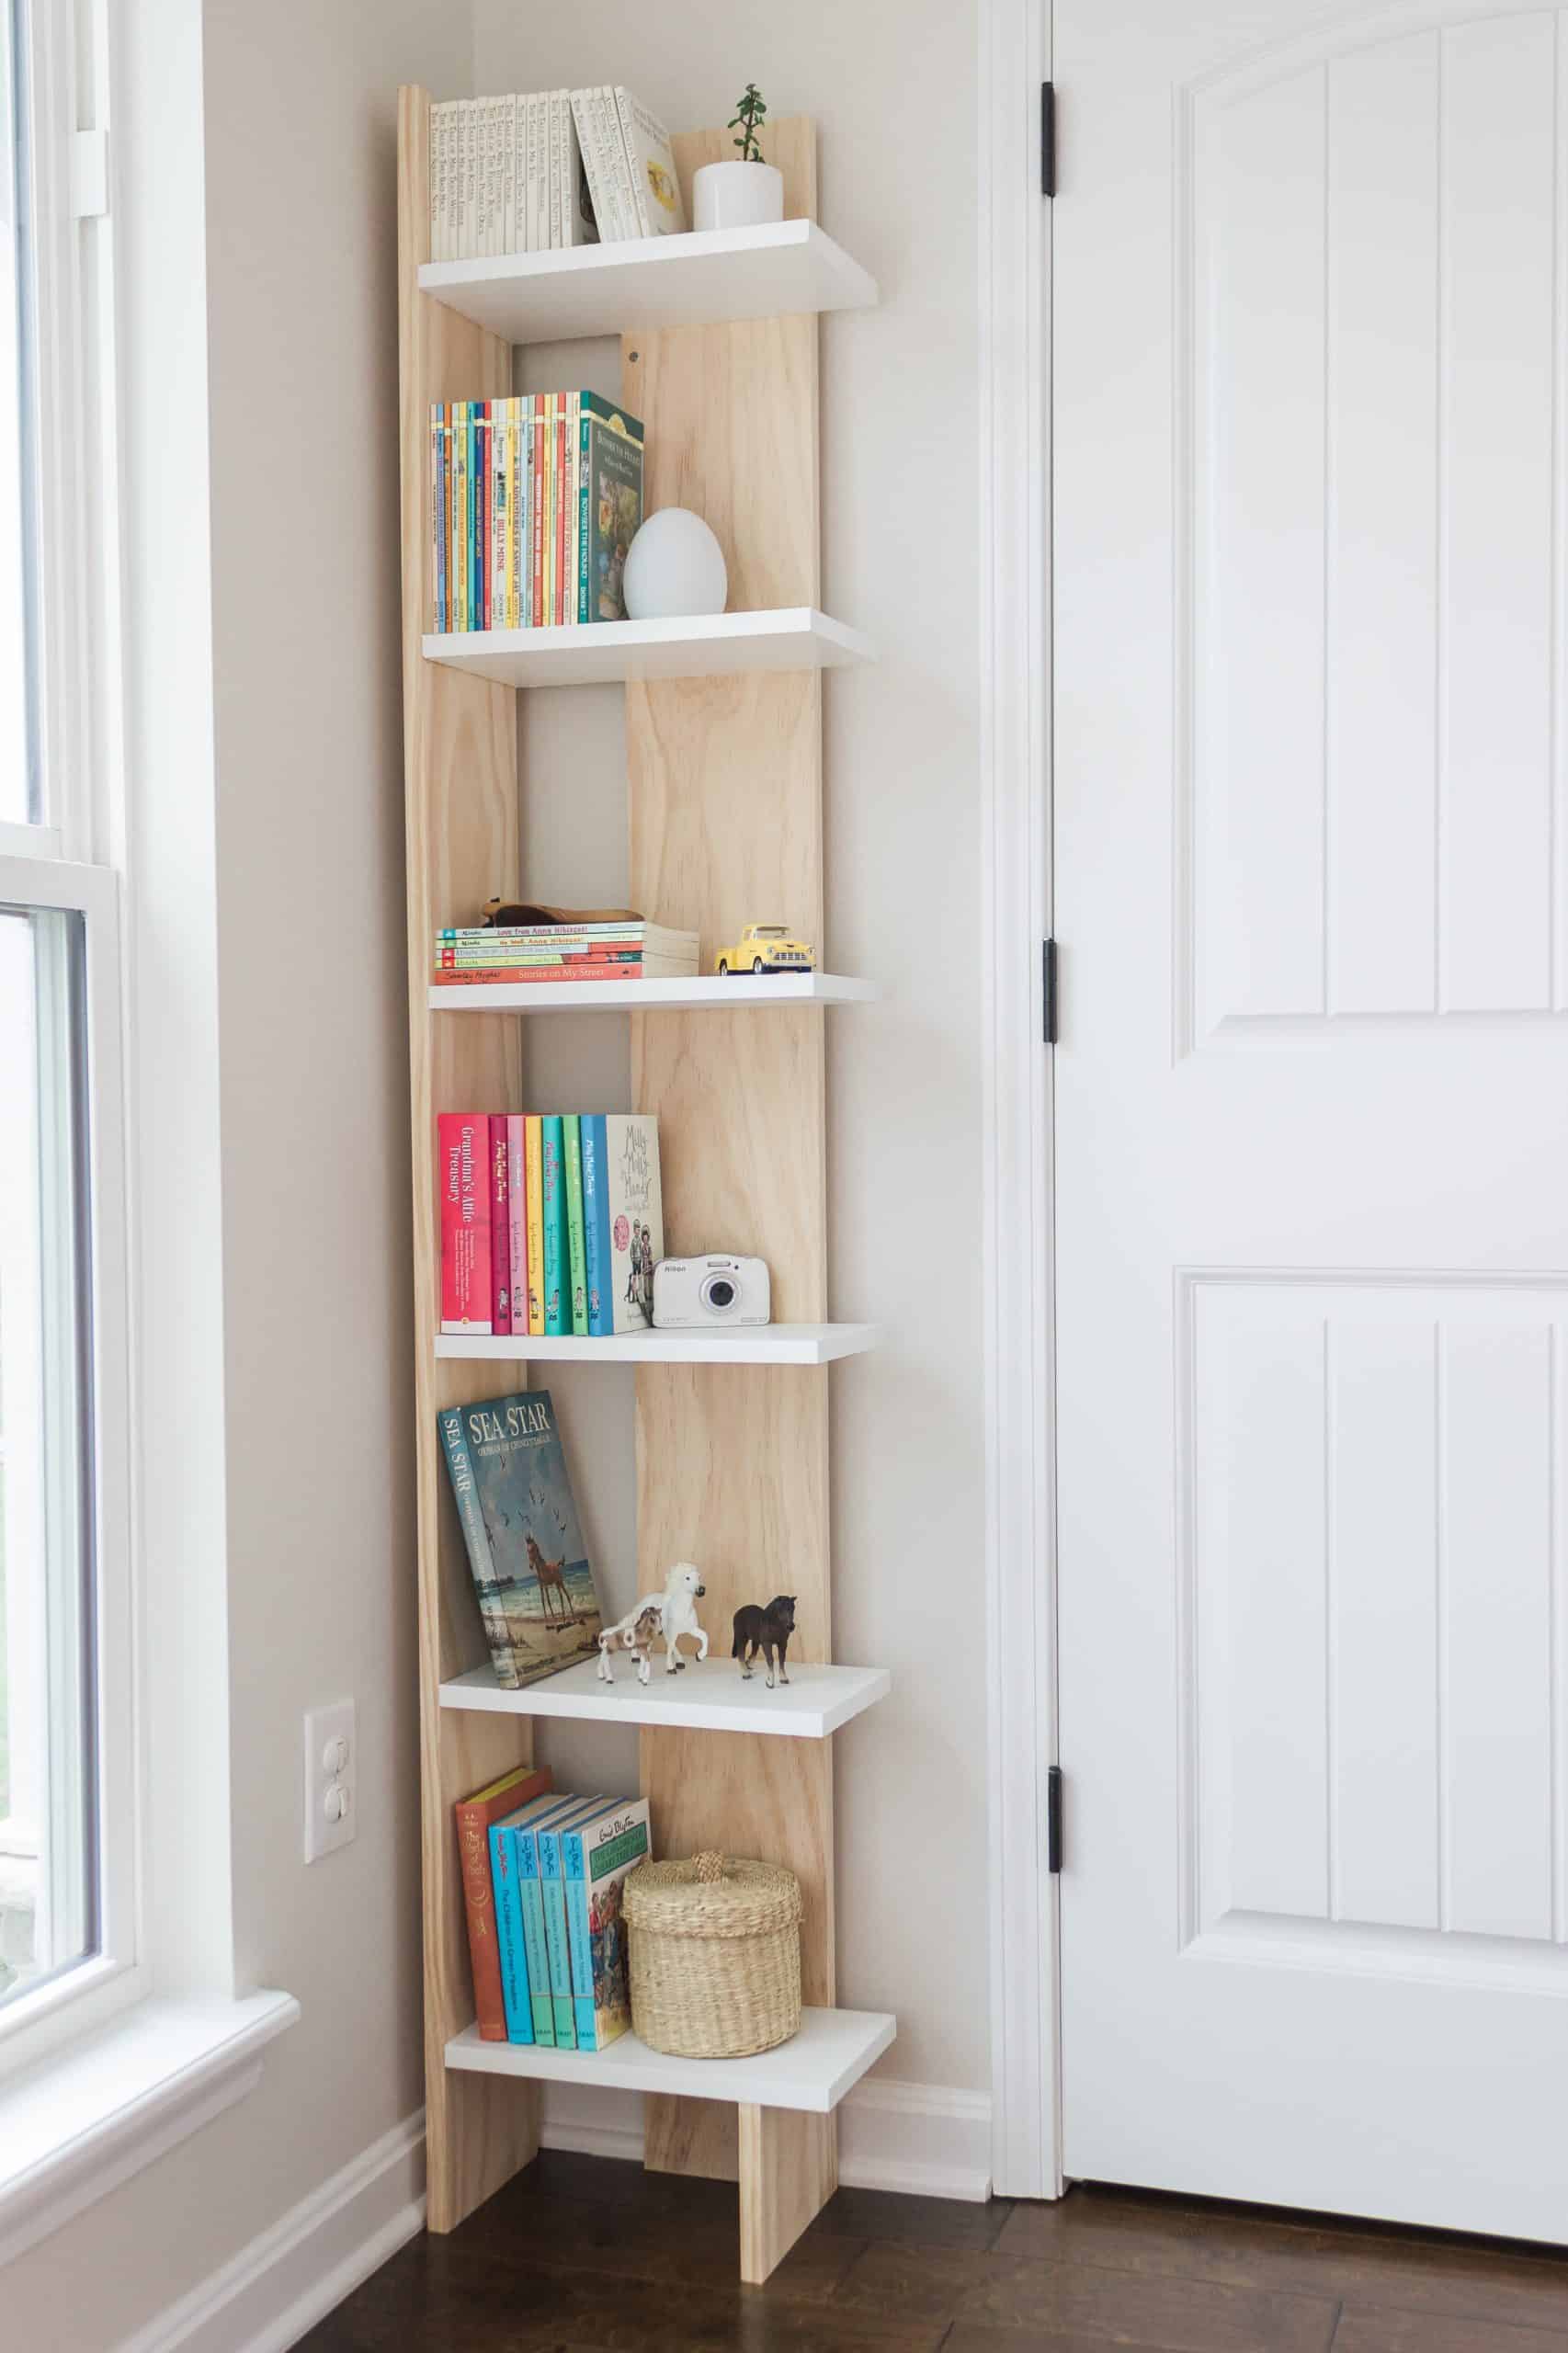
[[437, 1112, 492, 1331], [455, 1762, 552, 2040], [433, 962, 653, 987], [489, 1114, 512, 1335]]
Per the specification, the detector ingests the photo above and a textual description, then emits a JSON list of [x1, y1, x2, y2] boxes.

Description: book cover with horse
[[437, 1388, 603, 1688]]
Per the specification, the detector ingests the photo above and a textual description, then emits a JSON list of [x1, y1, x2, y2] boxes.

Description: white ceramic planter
[[692, 161, 785, 234]]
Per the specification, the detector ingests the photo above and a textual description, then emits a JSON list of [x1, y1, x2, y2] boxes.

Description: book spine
[[431, 964, 665, 986], [562, 1819, 600, 2047], [437, 924, 658, 941], [437, 1405, 518, 1686], [463, 97, 478, 258], [531, 392, 545, 628], [525, 1113, 545, 1334], [605, 1113, 660, 1333], [553, 90, 568, 249], [430, 404, 443, 631], [516, 1823, 555, 2043], [578, 401, 592, 622], [468, 401, 480, 632], [556, 394, 569, 629], [515, 397, 528, 628], [610, 86, 644, 238], [563, 1114, 588, 1334], [489, 1113, 511, 1335], [567, 392, 581, 628], [503, 94, 517, 256], [489, 1823, 534, 2043], [436, 948, 647, 966], [506, 1116, 527, 1342], [490, 400, 505, 635], [528, 92, 546, 251], [596, 87, 625, 242], [541, 1114, 566, 1336], [437, 1112, 491, 1332], [455, 1797, 507, 2040], [580, 1113, 611, 1337], [539, 1820, 578, 2045]]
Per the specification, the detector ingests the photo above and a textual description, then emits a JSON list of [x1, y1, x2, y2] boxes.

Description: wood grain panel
[[738, 2105, 838, 2285], [623, 120, 836, 2218], [399, 85, 536, 2235]]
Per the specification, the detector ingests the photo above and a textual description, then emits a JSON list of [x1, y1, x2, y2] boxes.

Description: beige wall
[[6, 2, 466, 2344], [473, 0, 989, 2097]]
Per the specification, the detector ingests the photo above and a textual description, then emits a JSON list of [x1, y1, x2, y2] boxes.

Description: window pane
[[0, 0, 40, 826], [0, 904, 95, 2005]]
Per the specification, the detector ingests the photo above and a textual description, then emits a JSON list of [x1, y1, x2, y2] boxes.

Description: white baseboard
[[539, 2076, 993, 2204], [118, 2109, 426, 2353]]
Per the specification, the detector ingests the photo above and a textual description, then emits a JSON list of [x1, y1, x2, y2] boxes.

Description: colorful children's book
[[580, 1113, 663, 1335], [438, 1112, 492, 1333], [490, 1788, 570, 2043], [514, 1791, 583, 2042], [525, 1112, 545, 1335], [541, 1115, 568, 1336], [454, 1763, 552, 2040], [563, 1114, 588, 1335], [579, 396, 643, 622], [540, 1797, 605, 2045], [506, 1116, 527, 1340], [563, 1797, 650, 2050], [437, 1389, 603, 1687], [489, 1114, 512, 1335]]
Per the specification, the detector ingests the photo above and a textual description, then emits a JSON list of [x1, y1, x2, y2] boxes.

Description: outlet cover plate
[[303, 1698, 357, 1863]]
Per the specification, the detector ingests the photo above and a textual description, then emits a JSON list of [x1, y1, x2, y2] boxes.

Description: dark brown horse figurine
[[526, 1532, 573, 1621]]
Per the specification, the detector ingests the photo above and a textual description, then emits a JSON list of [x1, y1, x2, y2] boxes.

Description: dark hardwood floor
[[297, 2150, 1568, 2351]]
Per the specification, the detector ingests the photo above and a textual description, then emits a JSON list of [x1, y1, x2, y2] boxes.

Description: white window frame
[[0, 0, 294, 2243], [0, 0, 142, 2073]]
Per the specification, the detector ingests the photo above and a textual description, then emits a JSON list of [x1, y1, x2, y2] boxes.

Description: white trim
[[977, 0, 1061, 2200], [118, 2109, 425, 2353], [537, 2076, 993, 2204], [0, 1989, 298, 2268]]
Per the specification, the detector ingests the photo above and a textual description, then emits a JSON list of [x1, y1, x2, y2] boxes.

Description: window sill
[[0, 1987, 299, 2267]]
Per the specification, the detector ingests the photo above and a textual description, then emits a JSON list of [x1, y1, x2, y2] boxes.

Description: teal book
[[563, 1115, 588, 1336], [515, 1793, 586, 2045], [577, 393, 644, 622], [563, 1797, 651, 2050], [542, 1115, 567, 1336], [437, 1391, 603, 1687], [488, 1804, 535, 2044], [540, 1796, 603, 2046], [580, 1114, 610, 1338]]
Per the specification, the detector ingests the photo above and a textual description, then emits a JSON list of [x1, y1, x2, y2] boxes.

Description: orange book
[[455, 1761, 552, 2040]]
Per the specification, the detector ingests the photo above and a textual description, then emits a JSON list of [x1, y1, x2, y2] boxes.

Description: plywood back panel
[[624, 119, 835, 2198], [399, 84, 537, 2234]]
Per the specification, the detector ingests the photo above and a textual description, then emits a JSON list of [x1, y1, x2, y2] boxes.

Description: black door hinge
[[1047, 1766, 1063, 1873], [1041, 83, 1057, 198], [1042, 937, 1059, 1045]]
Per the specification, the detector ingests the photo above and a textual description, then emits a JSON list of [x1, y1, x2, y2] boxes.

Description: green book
[[541, 1115, 567, 1336], [563, 1115, 589, 1336]]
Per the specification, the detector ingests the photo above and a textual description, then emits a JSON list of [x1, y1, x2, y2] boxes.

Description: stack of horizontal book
[[433, 917, 697, 986], [457, 1763, 652, 2052]]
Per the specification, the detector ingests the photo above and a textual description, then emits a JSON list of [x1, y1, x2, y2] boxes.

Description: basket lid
[[624, 1852, 801, 1938]]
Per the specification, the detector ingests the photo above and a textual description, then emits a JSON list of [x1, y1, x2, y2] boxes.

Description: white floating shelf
[[447, 2004, 895, 2114], [439, 1656, 891, 1739], [429, 971, 878, 1013], [419, 218, 878, 342], [435, 1322, 878, 1367], [422, 608, 872, 689]]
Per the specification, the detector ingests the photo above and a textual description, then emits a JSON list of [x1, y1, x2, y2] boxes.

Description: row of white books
[[428, 87, 685, 263]]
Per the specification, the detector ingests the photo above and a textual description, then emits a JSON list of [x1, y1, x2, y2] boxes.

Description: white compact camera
[[653, 1254, 771, 1328]]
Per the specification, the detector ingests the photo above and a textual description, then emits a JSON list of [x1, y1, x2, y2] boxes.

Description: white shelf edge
[[437, 1658, 891, 1739], [417, 217, 879, 340], [421, 608, 874, 689], [428, 971, 879, 1013], [445, 2004, 896, 2114], [433, 1321, 880, 1367]]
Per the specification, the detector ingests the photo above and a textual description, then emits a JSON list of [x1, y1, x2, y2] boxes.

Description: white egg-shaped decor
[[623, 507, 729, 621]]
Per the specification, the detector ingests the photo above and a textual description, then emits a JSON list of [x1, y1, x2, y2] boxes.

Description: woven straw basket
[[624, 1851, 801, 2059]]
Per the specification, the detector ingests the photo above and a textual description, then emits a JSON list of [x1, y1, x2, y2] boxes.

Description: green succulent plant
[[728, 83, 768, 163]]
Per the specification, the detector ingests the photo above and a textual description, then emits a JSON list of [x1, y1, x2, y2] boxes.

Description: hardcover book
[[541, 1114, 567, 1336], [540, 1795, 605, 2045], [437, 1389, 604, 1688], [613, 89, 687, 238], [563, 1796, 650, 2050], [454, 1762, 552, 2040], [515, 1791, 585, 2042], [438, 1112, 492, 1334], [563, 1114, 588, 1336], [489, 1114, 512, 1335], [581, 1113, 663, 1335], [490, 1789, 568, 2042], [580, 397, 643, 622]]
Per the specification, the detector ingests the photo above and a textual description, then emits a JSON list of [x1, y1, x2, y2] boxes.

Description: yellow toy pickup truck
[[714, 924, 817, 977]]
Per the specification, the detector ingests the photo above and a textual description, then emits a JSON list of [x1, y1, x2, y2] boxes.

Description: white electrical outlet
[[303, 1698, 357, 1863]]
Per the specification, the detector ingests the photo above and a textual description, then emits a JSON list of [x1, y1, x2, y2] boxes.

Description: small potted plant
[[693, 84, 785, 233]]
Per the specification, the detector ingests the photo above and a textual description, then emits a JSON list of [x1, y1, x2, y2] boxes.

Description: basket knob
[[692, 1850, 725, 1884]]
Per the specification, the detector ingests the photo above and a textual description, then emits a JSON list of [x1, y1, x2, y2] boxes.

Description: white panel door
[[1056, 0, 1568, 2235]]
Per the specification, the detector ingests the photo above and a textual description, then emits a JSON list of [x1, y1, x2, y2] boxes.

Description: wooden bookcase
[[396, 86, 889, 2283]]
